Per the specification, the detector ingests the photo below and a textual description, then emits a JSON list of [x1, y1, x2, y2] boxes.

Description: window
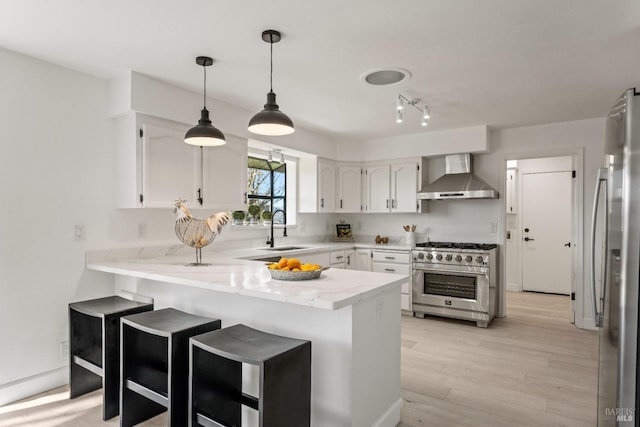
[[247, 156, 286, 223]]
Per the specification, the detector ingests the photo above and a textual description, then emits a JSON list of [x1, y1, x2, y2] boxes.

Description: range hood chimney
[[417, 154, 499, 200]]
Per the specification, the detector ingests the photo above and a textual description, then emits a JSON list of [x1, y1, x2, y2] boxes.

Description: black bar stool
[[189, 324, 311, 427], [69, 295, 153, 420], [120, 307, 221, 427]]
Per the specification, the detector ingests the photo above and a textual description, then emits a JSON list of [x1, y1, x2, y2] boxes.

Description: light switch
[[73, 224, 85, 241]]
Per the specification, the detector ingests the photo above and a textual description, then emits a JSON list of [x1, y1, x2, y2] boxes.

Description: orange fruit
[[292, 268, 301, 272], [278, 258, 288, 268], [280, 266, 291, 271], [287, 258, 301, 269]]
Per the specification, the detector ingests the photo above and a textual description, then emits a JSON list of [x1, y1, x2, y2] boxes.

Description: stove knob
[[445, 254, 453, 261], [426, 253, 433, 260], [465, 255, 473, 262], [417, 252, 424, 260], [435, 253, 443, 261], [476, 256, 484, 264], [455, 255, 462, 262]]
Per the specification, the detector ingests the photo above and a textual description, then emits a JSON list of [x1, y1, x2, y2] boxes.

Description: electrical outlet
[[60, 341, 69, 362], [490, 223, 498, 233], [73, 224, 85, 241], [137, 223, 147, 239]]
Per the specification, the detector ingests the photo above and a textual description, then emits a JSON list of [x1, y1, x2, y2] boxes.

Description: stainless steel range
[[412, 242, 498, 327]]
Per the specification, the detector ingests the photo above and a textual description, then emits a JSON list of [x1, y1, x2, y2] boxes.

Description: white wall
[[0, 47, 115, 403]]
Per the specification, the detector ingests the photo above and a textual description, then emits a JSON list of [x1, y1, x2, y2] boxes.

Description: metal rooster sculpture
[[173, 198, 230, 265]]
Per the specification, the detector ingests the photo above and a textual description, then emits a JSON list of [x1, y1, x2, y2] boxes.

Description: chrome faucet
[[266, 209, 287, 248]]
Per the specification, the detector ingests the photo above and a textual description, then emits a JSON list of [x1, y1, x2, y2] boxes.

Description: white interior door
[[521, 171, 572, 294]]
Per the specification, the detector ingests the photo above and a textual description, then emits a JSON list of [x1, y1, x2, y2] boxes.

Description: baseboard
[[506, 282, 522, 292], [0, 367, 68, 406], [372, 398, 403, 427]]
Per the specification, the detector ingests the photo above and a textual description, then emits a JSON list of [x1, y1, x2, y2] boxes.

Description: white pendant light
[[185, 56, 226, 146], [248, 30, 295, 136]]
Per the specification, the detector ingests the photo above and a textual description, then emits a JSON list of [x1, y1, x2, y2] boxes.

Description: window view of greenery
[[247, 156, 286, 224]]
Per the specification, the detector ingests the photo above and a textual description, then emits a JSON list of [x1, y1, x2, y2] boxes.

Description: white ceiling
[[0, 0, 638, 142]]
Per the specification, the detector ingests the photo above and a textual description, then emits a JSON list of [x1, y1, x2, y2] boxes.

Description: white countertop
[[86, 245, 409, 310]]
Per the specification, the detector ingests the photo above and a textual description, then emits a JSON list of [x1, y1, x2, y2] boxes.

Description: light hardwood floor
[[0, 291, 597, 426], [400, 291, 598, 427]]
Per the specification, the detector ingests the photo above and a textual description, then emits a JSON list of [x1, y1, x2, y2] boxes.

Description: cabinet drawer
[[371, 262, 410, 276], [330, 251, 346, 265], [371, 251, 410, 264]]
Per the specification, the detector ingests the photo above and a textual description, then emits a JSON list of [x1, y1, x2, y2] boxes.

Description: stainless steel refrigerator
[[592, 87, 640, 426]]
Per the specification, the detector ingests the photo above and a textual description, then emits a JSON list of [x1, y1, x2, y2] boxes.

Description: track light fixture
[[248, 30, 295, 136], [185, 56, 226, 146], [396, 94, 430, 128]]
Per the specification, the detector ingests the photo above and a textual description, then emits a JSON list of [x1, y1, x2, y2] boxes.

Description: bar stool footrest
[[196, 412, 230, 427], [73, 355, 104, 377], [126, 378, 169, 408]]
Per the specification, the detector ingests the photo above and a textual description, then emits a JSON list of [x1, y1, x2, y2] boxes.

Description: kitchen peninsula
[[86, 246, 405, 427]]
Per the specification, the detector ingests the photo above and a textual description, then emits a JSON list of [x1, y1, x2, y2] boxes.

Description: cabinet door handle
[[243, 192, 247, 205], [392, 199, 395, 208], [340, 199, 343, 209], [385, 256, 396, 260], [385, 268, 396, 272], [321, 198, 324, 208], [347, 255, 351, 265], [386, 199, 389, 208], [336, 255, 344, 259]]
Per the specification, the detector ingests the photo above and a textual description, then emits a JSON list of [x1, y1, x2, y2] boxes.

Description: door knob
[[564, 242, 571, 247], [524, 228, 530, 233], [524, 237, 535, 241]]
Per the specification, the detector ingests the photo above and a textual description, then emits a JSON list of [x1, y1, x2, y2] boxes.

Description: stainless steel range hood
[[417, 154, 499, 200]]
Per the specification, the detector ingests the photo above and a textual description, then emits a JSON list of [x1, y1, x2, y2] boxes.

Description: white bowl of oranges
[[267, 258, 327, 281]]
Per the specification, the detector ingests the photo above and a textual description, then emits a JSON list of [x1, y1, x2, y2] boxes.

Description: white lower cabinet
[[298, 252, 331, 267], [353, 249, 372, 271], [344, 249, 356, 270], [371, 250, 412, 312], [330, 249, 356, 269]]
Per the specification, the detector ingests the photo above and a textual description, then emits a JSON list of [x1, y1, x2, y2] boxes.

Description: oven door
[[412, 265, 490, 314]]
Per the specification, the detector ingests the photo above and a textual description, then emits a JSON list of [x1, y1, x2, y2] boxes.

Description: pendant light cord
[[269, 32, 273, 93], [203, 64, 207, 109]]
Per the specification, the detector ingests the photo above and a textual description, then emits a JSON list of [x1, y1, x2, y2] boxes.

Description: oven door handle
[[414, 267, 488, 276]]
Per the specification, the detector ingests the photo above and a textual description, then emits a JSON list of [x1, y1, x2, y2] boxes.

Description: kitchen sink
[[254, 256, 283, 263], [258, 246, 308, 251]]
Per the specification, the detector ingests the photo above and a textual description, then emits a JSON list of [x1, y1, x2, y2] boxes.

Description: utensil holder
[[405, 231, 416, 246]]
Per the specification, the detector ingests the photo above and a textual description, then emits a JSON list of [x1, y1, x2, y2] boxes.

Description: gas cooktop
[[415, 241, 498, 251]]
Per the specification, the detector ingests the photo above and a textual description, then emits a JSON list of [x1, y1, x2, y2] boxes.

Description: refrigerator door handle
[[590, 167, 608, 327]]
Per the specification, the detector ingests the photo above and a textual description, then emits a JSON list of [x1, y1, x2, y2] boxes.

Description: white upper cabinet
[[366, 165, 391, 212], [115, 112, 248, 210], [390, 162, 419, 213], [299, 157, 336, 213], [318, 159, 336, 212], [336, 165, 362, 212], [142, 121, 199, 208], [201, 133, 248, 211], [365, 160, 419, 213]]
